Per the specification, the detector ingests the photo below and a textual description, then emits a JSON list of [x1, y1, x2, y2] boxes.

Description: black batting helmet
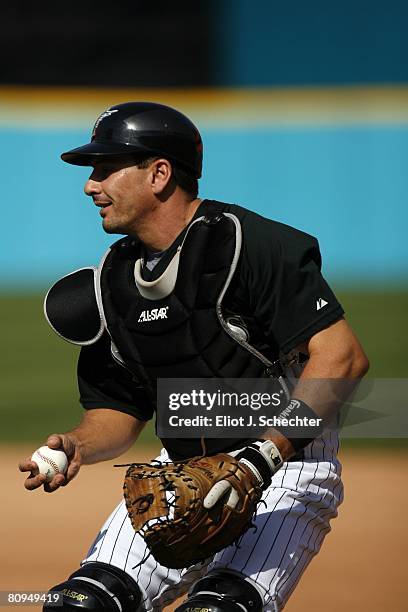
[[61, 102, 203, 178]]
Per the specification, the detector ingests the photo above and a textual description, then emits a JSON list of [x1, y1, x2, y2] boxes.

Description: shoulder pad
[[44, 267, 105, 345]]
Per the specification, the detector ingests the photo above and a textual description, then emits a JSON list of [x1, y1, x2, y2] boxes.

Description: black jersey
[[78, 199, 344, 425]]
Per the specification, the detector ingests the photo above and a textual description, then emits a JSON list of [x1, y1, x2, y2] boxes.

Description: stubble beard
[[101, 214, 126, 235], [102, 210, 138, 236], [102, 220, 118, 234]]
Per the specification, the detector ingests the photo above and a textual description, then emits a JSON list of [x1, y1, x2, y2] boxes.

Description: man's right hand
[[18, 433, 82, 493], [18, 408, 147, 493]]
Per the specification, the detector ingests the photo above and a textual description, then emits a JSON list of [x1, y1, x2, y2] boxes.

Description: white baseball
[[31, 446, 68, 482]]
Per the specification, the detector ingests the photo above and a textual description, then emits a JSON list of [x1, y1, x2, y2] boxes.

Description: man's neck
[[135, 197, 203, 251]]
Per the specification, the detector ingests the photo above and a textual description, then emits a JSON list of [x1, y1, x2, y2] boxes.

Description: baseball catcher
[[18, 101, 369, 612]]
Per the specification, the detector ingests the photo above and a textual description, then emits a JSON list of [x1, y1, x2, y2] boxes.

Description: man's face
[[84, 156, 154, 235]]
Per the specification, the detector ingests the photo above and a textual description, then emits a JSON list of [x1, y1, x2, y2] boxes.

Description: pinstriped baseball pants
[[82, 433, 343, 612]]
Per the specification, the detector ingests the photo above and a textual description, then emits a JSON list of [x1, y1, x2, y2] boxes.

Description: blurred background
[[1, 0, 406, 440], [1, 2, 407, 611]]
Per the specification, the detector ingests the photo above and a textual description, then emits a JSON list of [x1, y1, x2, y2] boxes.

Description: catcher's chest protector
[[99, 211, 282, 389], [44, 209, 285, 402]]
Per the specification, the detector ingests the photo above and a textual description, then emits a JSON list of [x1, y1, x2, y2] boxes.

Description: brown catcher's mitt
[[123, 454, 263, 569]]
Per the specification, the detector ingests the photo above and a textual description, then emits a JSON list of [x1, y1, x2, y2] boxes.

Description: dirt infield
[[1, 445, 406, 611]]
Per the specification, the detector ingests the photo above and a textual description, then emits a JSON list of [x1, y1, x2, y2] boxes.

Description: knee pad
[[43, 561, 141, 611], [175, 569, 263, 612]]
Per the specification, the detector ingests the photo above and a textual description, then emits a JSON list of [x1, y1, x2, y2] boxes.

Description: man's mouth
[[94, 200, 112, 215], [94, 201, 112, 207]]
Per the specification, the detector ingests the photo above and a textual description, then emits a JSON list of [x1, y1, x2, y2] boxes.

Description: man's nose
[[84, 175, 101, 196]]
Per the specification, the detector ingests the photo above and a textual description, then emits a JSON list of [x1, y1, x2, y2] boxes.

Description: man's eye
[[94, 165, 112, 176]]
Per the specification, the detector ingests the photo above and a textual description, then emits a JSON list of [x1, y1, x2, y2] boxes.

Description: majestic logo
[[279, 399, 301, 419], [138, 306, 169, 323], [92, 108, 119, 137], [316, 298, 328, 311]]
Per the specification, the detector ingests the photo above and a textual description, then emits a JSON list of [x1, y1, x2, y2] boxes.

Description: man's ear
[[150, 159, 173, 195]]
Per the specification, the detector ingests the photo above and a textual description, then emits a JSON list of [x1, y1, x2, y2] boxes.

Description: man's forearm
[[262, 370, 361, 460], [262, 324, 369, 459], [67, 408, 146, 464], [289, 357, 362, 426]]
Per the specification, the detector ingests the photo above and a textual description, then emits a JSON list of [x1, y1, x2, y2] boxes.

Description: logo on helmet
[[92, 108, 119, 137]]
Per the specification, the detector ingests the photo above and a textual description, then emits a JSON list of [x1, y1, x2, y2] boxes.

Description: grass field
[[1, 291, 406, 443]]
